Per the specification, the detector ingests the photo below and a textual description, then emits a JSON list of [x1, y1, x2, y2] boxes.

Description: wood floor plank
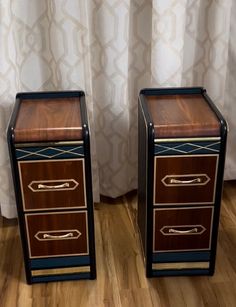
[[1, 182, 236, 306]]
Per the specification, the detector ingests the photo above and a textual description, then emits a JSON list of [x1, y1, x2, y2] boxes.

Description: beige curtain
[[0, 0, 235, 218]]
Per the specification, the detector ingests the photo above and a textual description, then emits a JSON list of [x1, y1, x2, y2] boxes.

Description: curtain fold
[[0, 0, 235, 218]]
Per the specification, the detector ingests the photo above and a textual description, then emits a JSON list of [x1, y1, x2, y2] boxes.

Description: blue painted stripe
[[152, 251, 210, 263], [16, 145, 84, 160], [16, 91, 84, 100], [152, 269, 210, 277], [154, 141, 220, 156], [30, 255, 90, 269], [31, 272, 91, 283], [141, 87, 203, 96]]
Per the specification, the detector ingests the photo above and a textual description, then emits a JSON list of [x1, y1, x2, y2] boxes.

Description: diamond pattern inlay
[[16, 146, 84, 160], [155, 141, 220, 155]]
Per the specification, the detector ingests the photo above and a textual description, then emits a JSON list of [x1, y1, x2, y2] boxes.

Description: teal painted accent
[[30, 255, 90, 269], [152, 251, 210, 263], [152, 269, 210, 277], [155, 141, 220, 156], [31, 272, 91, 283], [16, 145, 84, 160]]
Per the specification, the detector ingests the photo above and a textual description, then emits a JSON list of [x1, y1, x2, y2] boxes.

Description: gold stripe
[[15, 140, 84, 148], [152, 262, 209, 270], [154, 137, 220, 143], [31, 266, 90, 276]]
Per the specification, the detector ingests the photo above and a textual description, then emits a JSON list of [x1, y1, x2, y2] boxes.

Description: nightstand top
[[145, 93, 220, 138], [14, 97, 83, 142]]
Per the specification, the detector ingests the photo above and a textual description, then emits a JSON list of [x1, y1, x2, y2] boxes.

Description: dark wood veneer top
[[14, 97, 83, 142], [146, 94, 220, 138]]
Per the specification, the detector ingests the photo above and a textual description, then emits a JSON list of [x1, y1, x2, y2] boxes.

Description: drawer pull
[[34, 229, 82, 241], [161, 174, 210, 187], [28, 179, 79, 193], [160, 224, 206, 236], [169, 178, 201, 184], [43, 232, 74, 239], [168, 228, 198, 234], [37, 182, 70, 190]]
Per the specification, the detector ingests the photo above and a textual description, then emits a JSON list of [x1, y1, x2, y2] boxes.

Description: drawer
[[154, 155, 218, 205], [153, 207, 213, 252], [25, 211, 89, 258], [19, 158, 86, 211]]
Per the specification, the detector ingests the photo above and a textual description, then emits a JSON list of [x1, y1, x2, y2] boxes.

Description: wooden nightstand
[[138, 87, 227, 277], [8, 91, 96, 283]]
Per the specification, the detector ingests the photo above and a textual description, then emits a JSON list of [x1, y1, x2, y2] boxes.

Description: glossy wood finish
[[14, 97, 83, 142], [154, 155, 218, 205], [19, 159, 86, 210], [25, 211, 88, 258], [146, 94, 220, 138], [153, 207, 213, 252], [1, 183, 236, 307], [7, 91, 96, 283], [138, 88, 227, 278]]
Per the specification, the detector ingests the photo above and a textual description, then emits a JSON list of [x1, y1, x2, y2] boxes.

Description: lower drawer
[[153, 207, 213, 252], [25, 211, 89, 258]]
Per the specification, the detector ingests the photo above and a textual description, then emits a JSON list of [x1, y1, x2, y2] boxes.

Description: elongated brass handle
[[43, 232, 74, 239], [169, 178, 201, 184], [168, 228, 198, 234], [37, 182, 70, 189]]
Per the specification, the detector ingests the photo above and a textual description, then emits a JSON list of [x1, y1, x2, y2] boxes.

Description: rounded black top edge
[[139, 87, 205, 96], [202, 91, 227, 129], [139, 93, 153, 126], [15, 90, 85, 100]]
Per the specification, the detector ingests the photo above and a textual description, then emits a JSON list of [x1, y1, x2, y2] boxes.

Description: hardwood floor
[[1, 181, 236, 307]]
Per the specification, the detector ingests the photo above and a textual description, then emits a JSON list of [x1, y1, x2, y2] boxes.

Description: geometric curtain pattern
[[0, 0, 235, 218]]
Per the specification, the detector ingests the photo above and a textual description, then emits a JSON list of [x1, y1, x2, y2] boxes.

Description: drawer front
[[19, 158, 86, 210], [153, 207, 213, 252], [154, 155, 218, 205], [25, 211, 89, 258]]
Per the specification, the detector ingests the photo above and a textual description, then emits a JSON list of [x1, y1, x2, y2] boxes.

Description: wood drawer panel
[[154, 155, 218, 205], [19, 159, 86, 210], [153, 207, 213, 252], [25, 211, 89, 258]]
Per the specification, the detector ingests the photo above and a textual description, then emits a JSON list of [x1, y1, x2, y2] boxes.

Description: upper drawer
[[18, 159, 86, 211], [154, 155, 218, 206]]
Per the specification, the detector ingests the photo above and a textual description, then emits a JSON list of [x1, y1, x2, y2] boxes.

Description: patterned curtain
[[0, 0, 235, 218]]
